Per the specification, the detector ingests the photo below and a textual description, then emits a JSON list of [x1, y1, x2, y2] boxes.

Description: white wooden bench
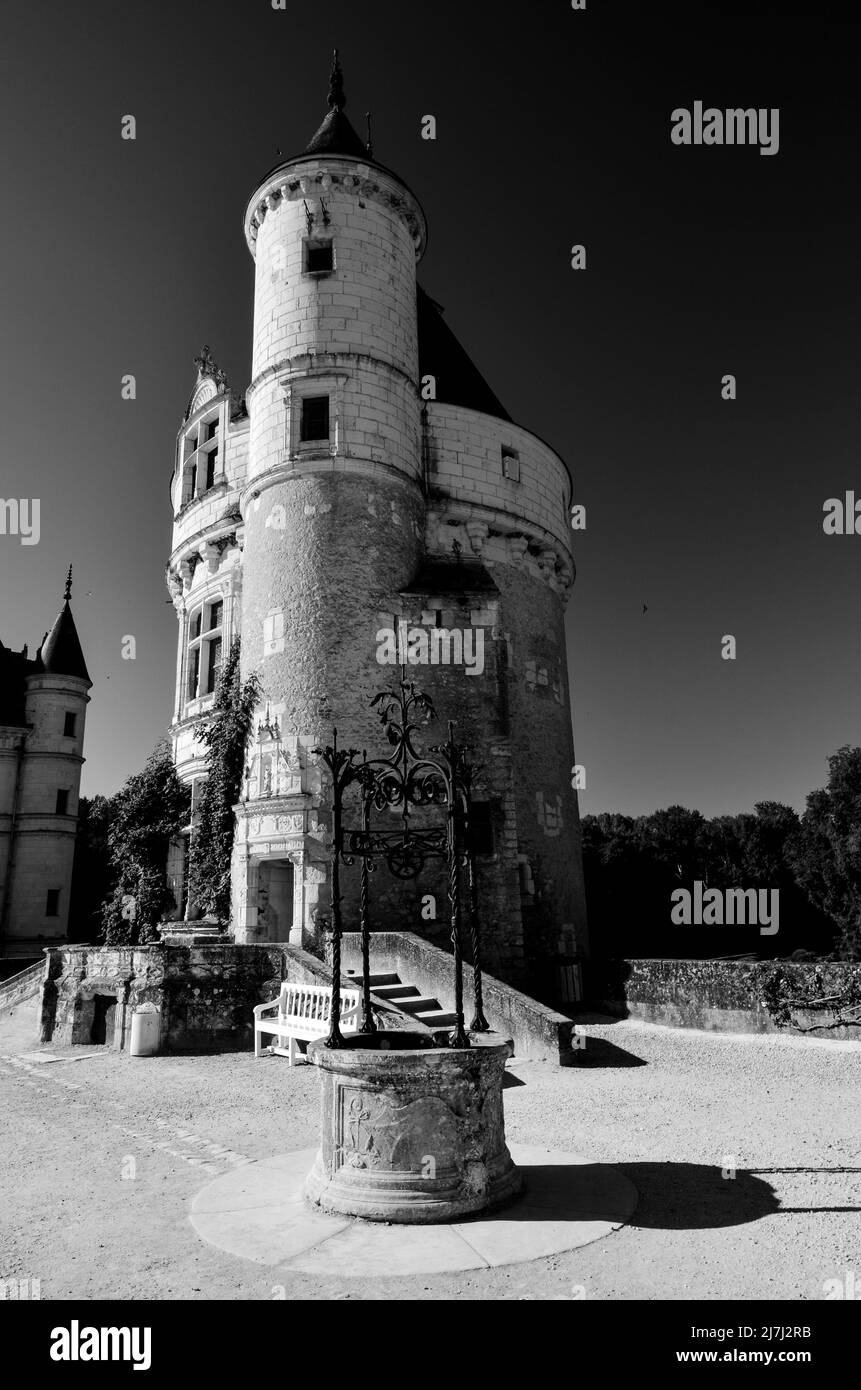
[[253, 982, 361, 1063]]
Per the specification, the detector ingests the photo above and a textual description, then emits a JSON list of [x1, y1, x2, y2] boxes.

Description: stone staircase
[[345, 969, 458, 1031], [0, 960, 44, 1016]]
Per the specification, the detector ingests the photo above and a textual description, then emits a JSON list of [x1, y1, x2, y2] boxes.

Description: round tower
[[232, 55, 428, 943]]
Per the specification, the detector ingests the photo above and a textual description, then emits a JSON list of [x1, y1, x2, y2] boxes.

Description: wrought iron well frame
[[313, 677, 490, 1049]]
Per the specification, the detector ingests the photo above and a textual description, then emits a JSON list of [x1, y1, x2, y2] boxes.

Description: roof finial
[[327, 48, 345, 111], [64, 565, 73, 602], [366, 111, 373, 158]]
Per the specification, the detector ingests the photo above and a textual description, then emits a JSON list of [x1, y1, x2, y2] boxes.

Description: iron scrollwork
[[313, 677, 489, 1049]]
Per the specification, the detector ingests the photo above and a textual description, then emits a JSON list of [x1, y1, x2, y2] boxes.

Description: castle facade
[[165, 58, 587, 986]]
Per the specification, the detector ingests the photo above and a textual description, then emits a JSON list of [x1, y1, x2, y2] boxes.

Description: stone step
[[346, 972, 401, 988], [395, 995, 442, 1014], [365, 984, 419, 1000], [416, 1009, 458, 1027]]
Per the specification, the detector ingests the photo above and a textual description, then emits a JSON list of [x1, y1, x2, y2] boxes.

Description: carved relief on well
[[335, 1084, 463, 1175]]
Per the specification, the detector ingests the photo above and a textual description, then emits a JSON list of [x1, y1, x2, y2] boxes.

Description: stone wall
[[591, 957, 861, 1041], [38, 942, 337, 1053], [37, 939, 423, 1053]]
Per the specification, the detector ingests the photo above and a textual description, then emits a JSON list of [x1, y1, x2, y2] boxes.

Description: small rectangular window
[[207, 637, 222, 693], [55, 789, 69, 816], [205, 452, 217, 490], [208, 600, 223, 631], [63, 712, 76, 737], [502, 447, 520, 482], [206, 418, 219, 441], [191, 611, 202, 640], [300, 395, 330, 442], [304, 239, 334, 274], [45, 889, 60, 917]]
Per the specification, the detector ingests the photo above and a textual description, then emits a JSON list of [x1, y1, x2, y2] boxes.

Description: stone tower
[[166, 55, 587, 990], [0, 570, 91, 962]]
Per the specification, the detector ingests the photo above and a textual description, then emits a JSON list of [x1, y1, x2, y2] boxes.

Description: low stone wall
[[0, 959, 45, 1017], [38, 942, 329, 1052], [37, 940, 425, 1053], [591, 957, 861, 1041], [340, 932, 576, 1064]]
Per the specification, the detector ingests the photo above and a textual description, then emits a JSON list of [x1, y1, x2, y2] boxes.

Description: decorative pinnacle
[[327, 48, 346, 111], [64, 565, 73, 602], [192, 344, 228, 392]]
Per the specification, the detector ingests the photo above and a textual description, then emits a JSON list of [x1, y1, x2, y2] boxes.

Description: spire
[[327, 49, 346, 111], [39, 569, 91, 684], [303, 50, 371, 159]]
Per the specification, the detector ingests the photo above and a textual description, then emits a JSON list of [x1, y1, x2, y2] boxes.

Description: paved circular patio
[[189, 1143, 638, 1275]]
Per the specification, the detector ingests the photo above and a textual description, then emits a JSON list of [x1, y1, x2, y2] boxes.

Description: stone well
[[304, 1031, 523, 1223]]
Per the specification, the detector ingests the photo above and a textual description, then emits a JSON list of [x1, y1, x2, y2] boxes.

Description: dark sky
[[1, 0, 859, 818]]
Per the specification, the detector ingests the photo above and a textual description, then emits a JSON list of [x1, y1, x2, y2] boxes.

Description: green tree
[[101, 742, 190, 945], [786, 747, 861, 960], [186, 639, 259, 923], [69, 793, 116, 941]]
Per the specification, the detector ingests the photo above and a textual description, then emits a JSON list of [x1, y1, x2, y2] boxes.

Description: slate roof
[[0, 642, 33, 727], [417, 286, 511, 422], [0, 582, 90, 727], [303, 106, 370, 159], [40, 600, 90, 683]]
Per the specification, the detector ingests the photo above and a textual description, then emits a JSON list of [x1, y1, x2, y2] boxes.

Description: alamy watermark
[[50, 1321, 151, 1371], [671, 103, 779, 157], [0, 498, 40, 545], [376, 620, 485, 675], [671, 881, 779, 935]]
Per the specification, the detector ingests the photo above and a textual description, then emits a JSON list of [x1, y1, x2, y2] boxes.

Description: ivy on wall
[[101, 742, 191, 945], [186, 638, 260, 923]]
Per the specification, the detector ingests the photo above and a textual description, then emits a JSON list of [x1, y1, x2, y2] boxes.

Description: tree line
[[582, 746, 861, 961]]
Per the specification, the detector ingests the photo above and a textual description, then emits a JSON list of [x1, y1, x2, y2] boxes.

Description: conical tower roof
[[38, 567, 90, 683], [302, 49, 370, 158]]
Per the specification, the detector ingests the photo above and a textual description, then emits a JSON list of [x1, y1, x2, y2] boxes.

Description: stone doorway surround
[[232, 797, 325, 948]]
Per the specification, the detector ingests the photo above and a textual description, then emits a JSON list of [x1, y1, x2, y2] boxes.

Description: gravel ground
[[0, 1000, 858, 1301]]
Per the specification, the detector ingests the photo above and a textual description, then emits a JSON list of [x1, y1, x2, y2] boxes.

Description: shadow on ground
[[509, 1160, 860, 1230], [568, 1036, 647, 1068]]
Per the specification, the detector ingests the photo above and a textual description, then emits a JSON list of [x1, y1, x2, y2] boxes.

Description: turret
[[0, 568, 91, 958]]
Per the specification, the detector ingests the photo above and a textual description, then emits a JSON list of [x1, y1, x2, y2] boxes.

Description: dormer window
[[304, 239, 334, 275]]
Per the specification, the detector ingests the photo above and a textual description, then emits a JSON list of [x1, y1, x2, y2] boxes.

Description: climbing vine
[[186, 638, 260, 923], [101, 741, 191, 945]]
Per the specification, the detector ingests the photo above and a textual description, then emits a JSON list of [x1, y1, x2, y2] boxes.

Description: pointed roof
[[302, 50, 370, 159], [39, 567, 91, 684], [417, 286, 512, 422]]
